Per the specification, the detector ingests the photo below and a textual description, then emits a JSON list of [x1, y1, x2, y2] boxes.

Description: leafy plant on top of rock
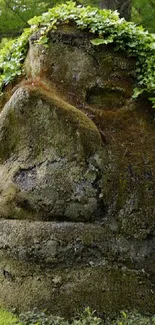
[[0, 1, 155, 106]]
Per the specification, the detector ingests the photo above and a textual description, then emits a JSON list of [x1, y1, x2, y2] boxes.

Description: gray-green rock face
[[0, 25, 155, 317], [0, 87, 104, 222], [0, 220, 155, 317], [25, 26, 135, 107]]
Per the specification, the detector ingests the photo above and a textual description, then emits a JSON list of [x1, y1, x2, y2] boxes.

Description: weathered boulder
[[0, 24, 155, 317], [24, 25, 155, 240], [0, 220, 155, 317], [0, 85, 103, 222]]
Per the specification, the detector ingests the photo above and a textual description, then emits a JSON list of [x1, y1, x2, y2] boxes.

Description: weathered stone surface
[[1, 220, 155, 273], [0, 86, 104, 222], [25, 25, 136, 107], [0, 24, 155, 317], [0, 220, 155, 316]]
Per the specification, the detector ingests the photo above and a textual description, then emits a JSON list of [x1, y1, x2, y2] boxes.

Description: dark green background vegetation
[[0, 0, 155, 39]]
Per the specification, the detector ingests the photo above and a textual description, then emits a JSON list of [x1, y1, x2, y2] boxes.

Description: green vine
[[0, 28, 32, 91], [0, 1, 155, 105]]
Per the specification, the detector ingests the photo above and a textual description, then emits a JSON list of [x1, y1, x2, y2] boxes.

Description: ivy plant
[[0, 1, 155, 106], [0, 28, 32, 91]]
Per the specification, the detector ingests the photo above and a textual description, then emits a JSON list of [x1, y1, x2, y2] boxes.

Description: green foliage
[[132, 0, 155, 33], [0, 38, 12, 49], [19, 307, 103, 325], [108, 311, 155, 325], [0, 0, 58, 37], [0, 307, 22, 325], [149, 96, 155, 110], [0, 1, 155, 106], [0, 28, 32, 90], [0, 0, 155, 39], [0, 307, 155, 325]]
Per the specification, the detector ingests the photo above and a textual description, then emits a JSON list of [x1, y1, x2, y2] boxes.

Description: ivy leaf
[[37, 36, 49, 45], [132, 87, 145, 98], [91, 38, 105, 45], [28, 15, 42, 26]]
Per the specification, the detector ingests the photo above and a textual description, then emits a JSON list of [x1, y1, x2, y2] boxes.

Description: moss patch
[[0, 308, 20, 325], [86, 86, 127, 110]]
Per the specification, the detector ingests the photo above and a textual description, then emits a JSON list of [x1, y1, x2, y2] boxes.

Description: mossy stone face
[[0, 86, 104, 222], [1, 23, 155, 317], [25, 25, 135, 108]]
